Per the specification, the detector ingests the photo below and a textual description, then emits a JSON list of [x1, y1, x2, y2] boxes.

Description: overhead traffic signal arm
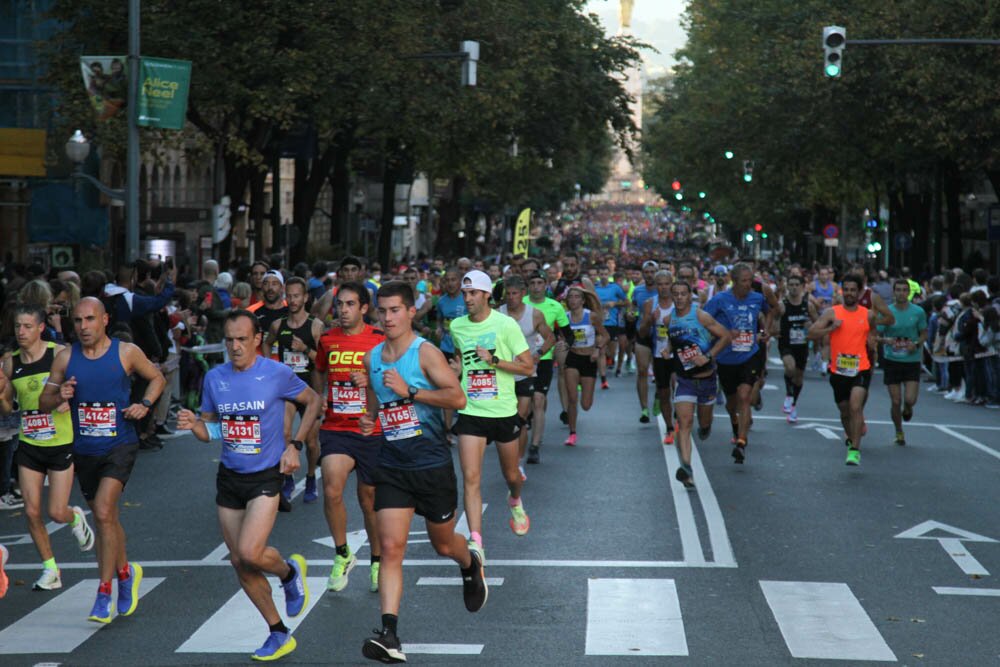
[[821, 28, 1000, 79]]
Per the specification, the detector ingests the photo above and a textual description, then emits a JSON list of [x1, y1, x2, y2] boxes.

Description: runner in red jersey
[[313, 282, 385, 594]]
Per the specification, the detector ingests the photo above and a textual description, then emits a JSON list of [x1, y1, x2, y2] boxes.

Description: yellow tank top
[[11, 343, 73, 447]]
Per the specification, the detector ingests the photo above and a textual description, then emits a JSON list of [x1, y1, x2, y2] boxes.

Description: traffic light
[[674, 192, 683, 201], [671, 179, 682, 191], [754, 223, 763, 232], [744, 232, 754, 242], [461, 41, 479, 86], [724, 150, 734, 160], [743, 160, 754, 183], [698, 191, 706, 199], [823, 26, 846, 78]]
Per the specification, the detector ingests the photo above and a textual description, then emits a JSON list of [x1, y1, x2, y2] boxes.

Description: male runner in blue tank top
[[356, 281, 486, 664], [176, 310, 323, 661], [40, 297, 165, 623]]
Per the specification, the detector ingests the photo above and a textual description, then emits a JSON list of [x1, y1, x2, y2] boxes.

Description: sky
[[584, 0, 688, 76]]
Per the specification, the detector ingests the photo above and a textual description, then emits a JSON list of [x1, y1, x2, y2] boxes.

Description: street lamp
[[65, 130, 125, 200]]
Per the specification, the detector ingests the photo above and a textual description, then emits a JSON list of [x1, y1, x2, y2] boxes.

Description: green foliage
[[643, 0, 1000, 237]]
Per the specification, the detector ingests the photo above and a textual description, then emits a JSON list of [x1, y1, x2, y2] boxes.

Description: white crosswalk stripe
[[585, 578, 688, 656], [0, 577, 165, 654]]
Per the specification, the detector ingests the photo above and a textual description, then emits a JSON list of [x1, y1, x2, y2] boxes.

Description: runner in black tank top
[[777, 274, 818, 423]]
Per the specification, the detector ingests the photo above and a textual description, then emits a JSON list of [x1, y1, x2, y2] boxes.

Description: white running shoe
[[782, 396, 793, 413], [33, 567, 62, 591], [0, 493, 23, 510], [71, 506, 95, 551]]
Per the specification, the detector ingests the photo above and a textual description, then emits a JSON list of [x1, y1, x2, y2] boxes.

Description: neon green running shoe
[[369, 561, 380, 593], [508, 495, 530, 536], [326, 551, 357, 592], [894, 431, 906, 447], [845, 448, 860, 466]]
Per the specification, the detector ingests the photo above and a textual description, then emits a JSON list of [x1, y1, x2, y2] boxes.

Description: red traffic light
[[754, 223, 763, 232], [671, 179, 681, 191]]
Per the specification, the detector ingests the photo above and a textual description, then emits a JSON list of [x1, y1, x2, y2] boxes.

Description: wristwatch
[[140, 398, 153, 409], [290, 439, 304, 451], [407, 385, 419, 399], [490, 354, 500, 366]]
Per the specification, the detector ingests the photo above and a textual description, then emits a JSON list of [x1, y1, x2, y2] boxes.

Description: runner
[[435, 267, 467, 441], [809, 266, 841, 373], [877, 279, 927, 446], [264, 277, 324, 504], [0, 305, 95, 592], [176, 309, 322, 661], [498, 275, 555, 470], [661, 281, 731, 487], [313, 282, 385, 593], [562, 286, 610, 447], [524, 270, 572, 464], [358, 281, 486, 664], [703, 264, 771, 463], [638, 270, 676, 444], [595, 265, 627, 389], [449, 270, 534, 560], [808, 275, 894, 465], [613, 271, 635, 376], [39, 297, 165, 622], [776, 275, 818, 423], [552, 252, 593, 425], [631, 260, 660, 423], [248, 270, 289, 356]]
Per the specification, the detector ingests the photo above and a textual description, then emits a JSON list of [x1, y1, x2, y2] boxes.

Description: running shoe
[[846, 448, 861, 466], [615, 368, 622, 377], [327, 550, 357, 592], [675, 465, 695, 489], [252, 631, 297, 662], [782, 396, 793, 413], [0, 544, 8, 598], [89, 590, 113, 623], [753, 395, 763, 411], [363, 628, 406, 663], [462, 548, 488, 612], [601, 379, 609, 390], [370, 561, 380, 593], [662, 430, 674, 445], [559, 410, 568, 425], [467, 538, 485, 567], [283, 554, 309, 617], [526, 445, 540, 464], [902, 404, 913, 422], [508, 495, 530, 536], [895, 431, 906, 447], [564, 433, 577, 447], [697, 425, 712, 441], [303, 476, 318, 504], [639, 409, 650, 424], [281, 475, 295, 502], [787, 406, 798, 424], [33, 567, 62, 591], [519, 465, 526, 482], [117, 563, 143, 616], [0, 492, 24, 510], [71, 506, 95, 551], [732, 439, 746, 464]]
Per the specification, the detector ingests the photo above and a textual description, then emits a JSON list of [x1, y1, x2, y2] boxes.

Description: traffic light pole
[[846, 38, 1000, 46]]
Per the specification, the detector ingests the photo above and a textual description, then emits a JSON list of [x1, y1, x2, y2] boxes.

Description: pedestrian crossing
[[0, 575, 899, 661]]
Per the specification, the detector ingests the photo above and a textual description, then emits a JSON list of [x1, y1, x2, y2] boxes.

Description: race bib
[[270, 342, 280, 358], [656, 324, 669, 341], [573, 328, 586, 344], [835, 354, 860, 377], [283, 349, 309, 373], [789, 327, 806, 345], [891, 338, 909, 352], [676, 345, 702, 371], [21, 410, 56, 441], [732, 329, 755, 353], [329, 380, 365, 415], [468, 369, 499, 400], [378, 399, 422, 442], [221, 414, 262, 454], [78, 402, 117, 438]]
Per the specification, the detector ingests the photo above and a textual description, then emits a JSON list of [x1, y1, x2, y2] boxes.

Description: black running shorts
[[717, 362, 761, 397], [215, 463, 283, 510], [829, 370, 873, 404], [453, 413, 521, 444], [74, 443, 139, 501], [373, 464, 457, 523], [882, 359, 921, 385], [319, 430, 381, 486], [779, 346, 809, 371], [564, 351, 598, 378], [533, 359, 554, 395], [16, 442, 73, 474]]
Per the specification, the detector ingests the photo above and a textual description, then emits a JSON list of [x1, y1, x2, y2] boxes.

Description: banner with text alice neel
[[138, 57, 192, 130]]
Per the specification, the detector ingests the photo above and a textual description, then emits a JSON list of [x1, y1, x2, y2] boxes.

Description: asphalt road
[[0, 355, 998, 666]]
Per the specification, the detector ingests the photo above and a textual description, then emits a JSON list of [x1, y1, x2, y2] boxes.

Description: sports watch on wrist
[[290, 439, 304, 451], [140, 398, 153, 408], [490, 354, 500, 366], [407, 385, 419, 399]]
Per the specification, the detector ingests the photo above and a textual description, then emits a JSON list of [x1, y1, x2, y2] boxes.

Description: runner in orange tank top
[[808, 275, 894, 466]]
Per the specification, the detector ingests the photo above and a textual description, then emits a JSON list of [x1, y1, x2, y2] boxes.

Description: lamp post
[[65, 131, 125, 201]]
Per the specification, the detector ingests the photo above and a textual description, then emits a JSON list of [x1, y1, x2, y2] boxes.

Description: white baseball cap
[[262, 269, 284, 285], [461, 270, 492, 293]]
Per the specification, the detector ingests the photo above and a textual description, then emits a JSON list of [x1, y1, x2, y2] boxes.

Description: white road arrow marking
[[895, 520, 996, 576], [793, 423, 839, 440]]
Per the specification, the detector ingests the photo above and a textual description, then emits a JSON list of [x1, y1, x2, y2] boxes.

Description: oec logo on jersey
[[328, 350, 365, 366]]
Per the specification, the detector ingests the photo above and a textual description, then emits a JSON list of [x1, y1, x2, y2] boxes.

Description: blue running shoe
[[281, 475, 295, 502], [303, 476, 318, 504], [117, 563, 143, 616], [88, 590, 113, 623], [252, 631, 297, 661], [283, 554, 309, 617]]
